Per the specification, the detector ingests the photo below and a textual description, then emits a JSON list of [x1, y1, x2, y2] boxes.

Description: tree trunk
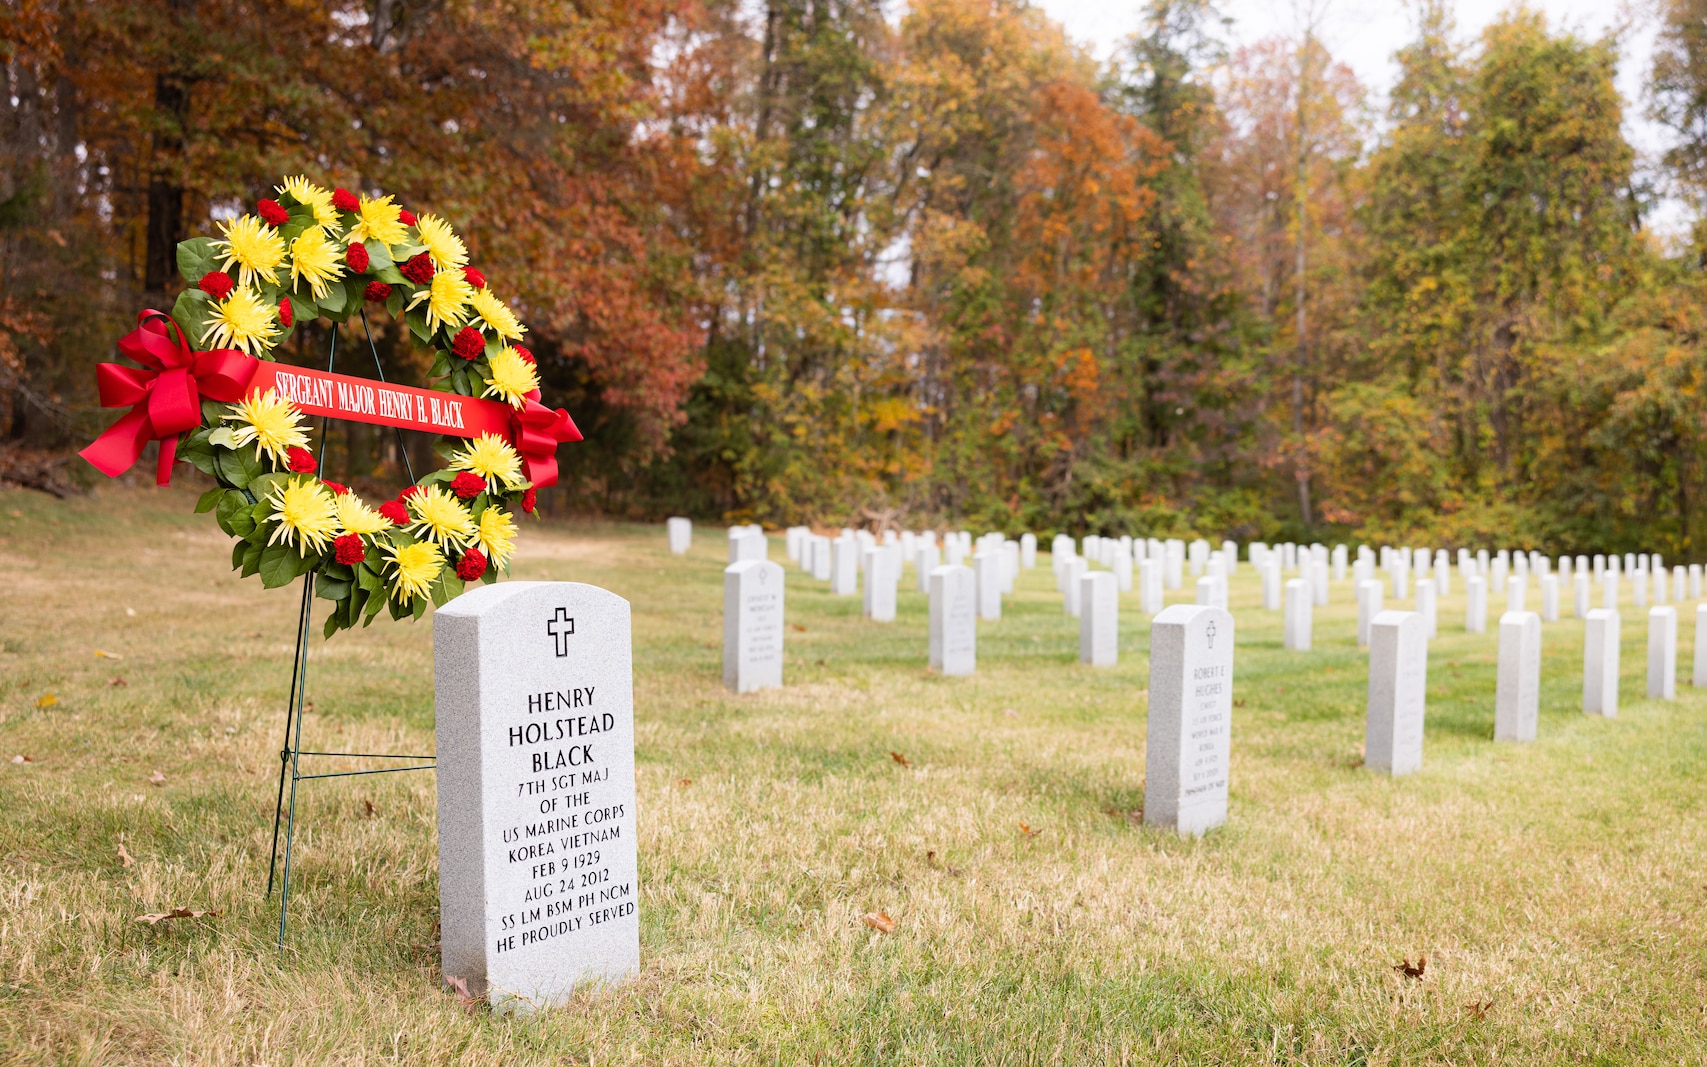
[[143, 70, 190, 302]]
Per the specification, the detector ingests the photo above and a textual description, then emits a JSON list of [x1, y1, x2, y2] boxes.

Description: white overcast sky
[[1031, 0, 1685, 233]]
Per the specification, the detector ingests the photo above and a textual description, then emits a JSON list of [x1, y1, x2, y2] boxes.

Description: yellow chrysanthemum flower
[[480, 346, 540, 410], [414, 213, 468, 272], [333, 492, 392, 536], [406, 268, 472, 334], [475, 506, 517, 569], [278, 175, 339, 230], [345, 193, 407, 247], [382, 540, 444, 602], [203, 287, 282, 357], [450, 433, 526, 491], [265, 477, 339, 555], [223, 388, 309, 466], [407, 485, 476, 549], [469, 287, 525, 341], [289, 225, 346, 300], [213, 214, 286, 286]]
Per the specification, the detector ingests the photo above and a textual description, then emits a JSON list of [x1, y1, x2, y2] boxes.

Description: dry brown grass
[[2, 485, 1706, 1064]]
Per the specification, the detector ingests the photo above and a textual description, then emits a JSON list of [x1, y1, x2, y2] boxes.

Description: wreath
[[81, 176, 578, 637]]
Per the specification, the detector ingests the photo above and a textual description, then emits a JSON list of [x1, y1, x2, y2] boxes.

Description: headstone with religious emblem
[[724, 559, 784, 693], [1145, 604, 1234, 836], [434, 581, 639, 1014]]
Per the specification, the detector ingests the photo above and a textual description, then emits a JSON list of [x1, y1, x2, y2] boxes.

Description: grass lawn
[[2, 485, 1705, 1064]]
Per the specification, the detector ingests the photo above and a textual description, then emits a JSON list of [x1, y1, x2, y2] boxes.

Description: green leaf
[[392, 242, 427, 260], [366, 587, 390, 618], [258, 544, 300, 589], [179, 434, 218, 477], [355, 561, 384, 593], [385, 288, 405, 316], [200, 400, 227, 425], [290, 294, 316, 328], [323, 612, 342, 640], [170, 289, 215, 352], [216, 490, 257, 538], [175, 237, 220, 286], [316, 576, 352, 602], [215, 444, 261, 489], [207, 425, 238, 449], [239, 541, 264, 578], [406, 306, 431, 343], [363, 239, 395, 271], [316, 281, 348, 315], [248, 472, 289, 505], [277, 216, 313, 245], [231, 540, 248, 570]]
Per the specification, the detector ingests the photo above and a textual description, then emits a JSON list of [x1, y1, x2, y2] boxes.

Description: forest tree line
[[8, 0, 1707, 553]]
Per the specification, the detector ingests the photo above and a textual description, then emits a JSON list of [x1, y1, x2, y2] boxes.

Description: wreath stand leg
[[264, 315, 437, 949]]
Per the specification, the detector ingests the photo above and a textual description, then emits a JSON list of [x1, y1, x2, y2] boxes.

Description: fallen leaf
[[1002, 708, 1017, 717], [1274, 686, 1285, 696], [889, 751, 910, 767], [109, 677, 128, 687], [1233, 699, 1247, 708], [1394, 955, 1426, 980], [94, 649, 123, 660], [861, 912, 897, 934], [362, 799, 377, 817], [125, 607, 136, 617], [34, 694, 56, 708], [148, 771, 166, 786], [791, 624, 806, 632], [135, 908, 219, 925], [676, 778, 692, 788], [11, 755, 31, 764], [443, 973, 482, 1014], [1464, 999, 1493, 1020], [117, 841, 134, 868], [1104, 807, 1143, 823], [1019, 822, 1040, 837]]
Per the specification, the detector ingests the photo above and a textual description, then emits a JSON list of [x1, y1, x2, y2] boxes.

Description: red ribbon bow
[[510, 399, 582, 489], [79, 310, 257, 486]]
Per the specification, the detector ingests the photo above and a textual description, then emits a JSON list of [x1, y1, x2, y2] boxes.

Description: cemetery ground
[[3, 490, 1706, 1065]]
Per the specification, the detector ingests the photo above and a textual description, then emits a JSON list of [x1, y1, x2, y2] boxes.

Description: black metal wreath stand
[[264, 310, 436, 949]]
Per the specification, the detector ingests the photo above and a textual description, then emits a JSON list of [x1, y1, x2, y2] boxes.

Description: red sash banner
[[82, 310, 583, 488], [249, 362, 514, 440]]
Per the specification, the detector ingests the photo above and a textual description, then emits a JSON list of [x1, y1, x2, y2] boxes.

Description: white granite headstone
[[1284, 577, 1311, 651], [1583, 608, 1619, 717], [1648, 605, 1676, 700], [666, 517, 691, 555], [1494, 611, 1541, 742], [1357, 579, 1384, 648], [1366, 609, 1425, 776], [929, 564, 976, 675], [723, 560, 784, 693], [974, 550, 1002, 621], [1080, 571, 1118, 667], [1145, 604, 1233, 836], [1695, 603, 1707, 687], [830, 536, 858, 596], [1020, 532, 1037, 569], [435, 582, 639, 1012], [1466, 576, 1487, 634], [1416, 577, 1437, 639]]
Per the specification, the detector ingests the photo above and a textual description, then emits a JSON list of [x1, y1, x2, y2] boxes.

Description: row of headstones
[[713, 522, 1054, 690], [430, 536, 1706, 1010]]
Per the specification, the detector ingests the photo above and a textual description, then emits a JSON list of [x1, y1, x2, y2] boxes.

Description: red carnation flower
[[346, 241, 370, 273], [450, 470, 485, 499], [462, 266, 487, 290], [333, 534, 366, 566], [198, 270, 235, 301], [399, 485, 423, 499], [332, 187, 359, 212], [278, 299, 293, 328], [286, 447, 316, 473], [378, 499, 410, 526], [456, 547, 488, 581], [399, 208, 418, 226], [512, 344, 535, 364], [322, 480, 349, 495], [452, 326, 485, 361], [364, 281, 393, 303], [521, 487, 537, 514], [256, 198, 289, 227], [400, 253, 435, 285]]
